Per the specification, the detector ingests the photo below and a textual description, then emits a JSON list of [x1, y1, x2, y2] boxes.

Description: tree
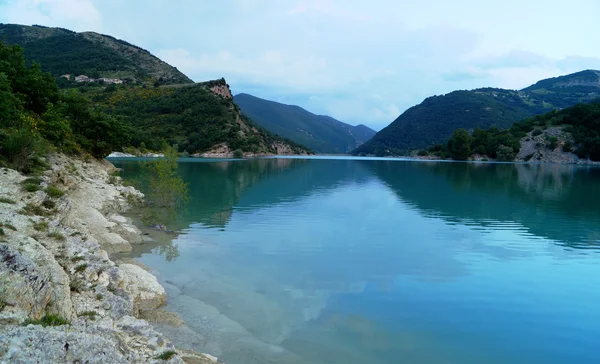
[[496, 145, 515, 162], [448, 129, 472, 160]]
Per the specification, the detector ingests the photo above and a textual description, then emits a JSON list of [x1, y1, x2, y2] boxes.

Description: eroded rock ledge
[[0, 154, 218, 363]]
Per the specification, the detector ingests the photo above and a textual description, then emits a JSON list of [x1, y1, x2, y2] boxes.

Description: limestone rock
[[0, 242, 72, 322], [119, 264, 167, 314]]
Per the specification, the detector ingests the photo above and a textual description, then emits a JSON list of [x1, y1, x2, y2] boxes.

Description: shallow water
[[111, 157, 600, 364]]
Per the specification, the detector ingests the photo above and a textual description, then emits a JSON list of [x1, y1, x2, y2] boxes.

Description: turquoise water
[[111, 157, 600, 364]]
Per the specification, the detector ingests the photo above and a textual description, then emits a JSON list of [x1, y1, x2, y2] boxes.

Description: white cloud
[[1, 0, 102, 31]]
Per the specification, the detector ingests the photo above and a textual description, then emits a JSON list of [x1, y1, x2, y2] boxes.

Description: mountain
[[354, 70, 600, 156], [98, 79, 311, 156], [0, 24, 310, 156], [234, 93, 376, 153], [0, 23, 192, 85]]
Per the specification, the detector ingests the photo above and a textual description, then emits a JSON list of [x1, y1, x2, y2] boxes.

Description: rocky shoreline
[[0, 154, 219, 363]]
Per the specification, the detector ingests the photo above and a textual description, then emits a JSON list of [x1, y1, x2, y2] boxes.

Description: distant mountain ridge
[[234, 93, 375, 154], [0, 23, 192, 85], [354, 70, 600, 156]]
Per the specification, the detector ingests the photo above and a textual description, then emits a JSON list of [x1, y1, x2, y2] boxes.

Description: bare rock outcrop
[[0, 155, 219, 363]]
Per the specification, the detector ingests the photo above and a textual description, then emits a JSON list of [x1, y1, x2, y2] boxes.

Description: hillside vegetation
[[95, 81, 310, 155], [234, 93, 375, 153], [355, 70, 600, 156], [428, 101, 600, 162], [0, 24, 192, 85], [1, 24, 311, 157], [0, 40, 130, 171]]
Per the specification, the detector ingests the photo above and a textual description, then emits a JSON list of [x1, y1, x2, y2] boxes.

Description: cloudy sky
[[1, 0, 600, 130]]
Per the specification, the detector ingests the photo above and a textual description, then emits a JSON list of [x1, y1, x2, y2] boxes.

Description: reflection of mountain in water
[[363, 160, 600, 248], [115, 158, 375, 229]]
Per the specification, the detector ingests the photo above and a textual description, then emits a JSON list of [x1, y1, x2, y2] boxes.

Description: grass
[[0, 222, 16, 231], [79, 310, 97, 321], [0, 298, 7, 310], [70, 277, 85, 293], [0, 197, 16, 204], [48, 231, 66, 241], [70, 231, 82, 237], [46, 185, 65, 198], [19, 203, 53, 217], [155, 351, 177, 360], [42, 199, 56, 209], [71, 256, 85, 262], [0, 228, 4, 237], [23, 183, 40, 192], [33, 221, 49, 231], [21, 177, 43, 193], [22, 177, 43, 185], [23, 314, 70, 327], [96, 293, 104, 300], [74, 263, 88, 273]]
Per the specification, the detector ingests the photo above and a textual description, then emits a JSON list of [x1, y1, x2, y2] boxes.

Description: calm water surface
[[111, 157, 600, 364]]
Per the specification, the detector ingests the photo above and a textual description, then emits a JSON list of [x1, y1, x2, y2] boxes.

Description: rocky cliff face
[[515, 126, 599, 164], [0, 155, 219, 363]]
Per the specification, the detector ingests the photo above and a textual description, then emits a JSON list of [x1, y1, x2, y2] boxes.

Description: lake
[[110, 157, 600, 364]]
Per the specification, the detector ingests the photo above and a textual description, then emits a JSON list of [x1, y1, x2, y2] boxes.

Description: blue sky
[[1, 0, 600, 130]]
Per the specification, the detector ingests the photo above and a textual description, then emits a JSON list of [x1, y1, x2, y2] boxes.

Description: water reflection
[[109, 157, 600, 364], [361, 160, 600, 249]]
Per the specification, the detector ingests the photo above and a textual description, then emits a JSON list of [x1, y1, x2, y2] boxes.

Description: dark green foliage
[[0, 197, 16, 204], [97, 84, 311, 155], [0, 40, 131, 165], [155, 351, 177, 360], [23, 183, 40, 192], [432, 100, 600, 161], [45, 185, 64, 198], [23, 314, 70, 327], [33, 221, 48, 231], [496, 145, 516, 162], [448, 129, 472, 160], [80, 311, 97, 320], [547, 136, 558, 149], [354, 71, 600, 156], [19, 203, 51, 216], [0, 222, 16, 231], [0, 24, 192, 85], [47, 231, 66, 241], [42, 199, 56, 209], [137, 146, 189, 226], [74, 263, 88, 273], [234, 93, 375, 153]]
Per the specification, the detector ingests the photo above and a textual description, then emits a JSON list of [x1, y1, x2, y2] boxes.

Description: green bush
[[23, 314, 70, 327], [448, 129, 472, 160], [0, 197, 16, 204], [532, 128, 543, 136], [155, 351, 177, 360], [563, 140, 573, 152], [547, 136, 558, 149], [496, 145, 516, 161], [74, 263, 88, 273], [23, 183, 40, 192], [46, 185, 65, 198]]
